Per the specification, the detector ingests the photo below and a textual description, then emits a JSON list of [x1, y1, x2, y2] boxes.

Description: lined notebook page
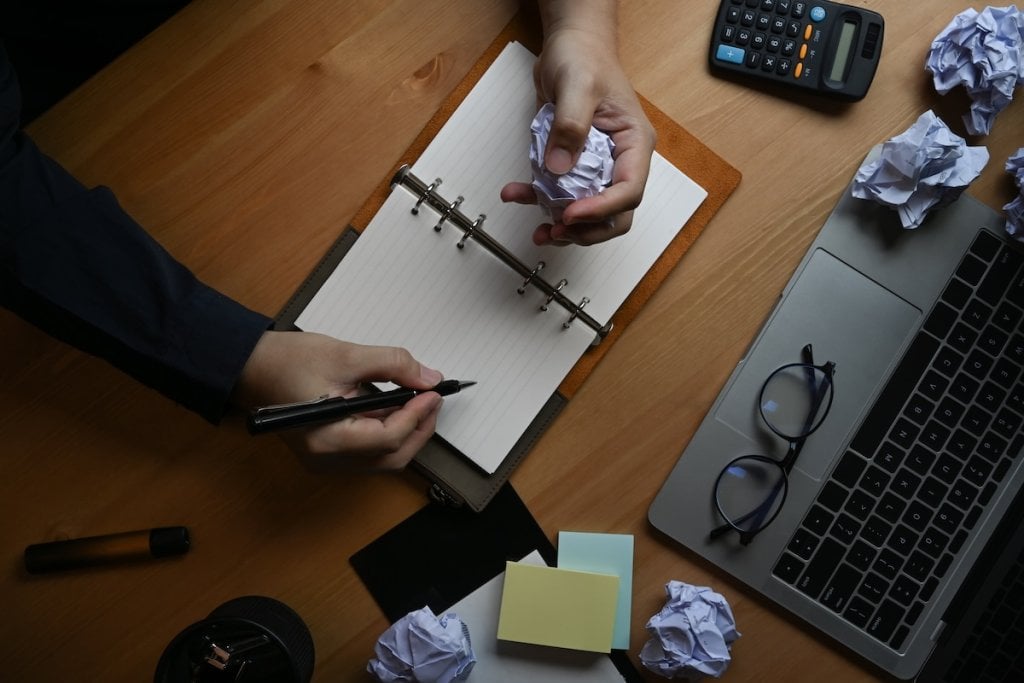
[[296, 42, 707, 474]]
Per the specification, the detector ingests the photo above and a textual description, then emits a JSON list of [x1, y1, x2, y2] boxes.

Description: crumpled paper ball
[[640, 581, 740, 680], [1005, 147, 1024, 239], [529, 102, 615, 223], [925, 5, 1024, 135], [850, 110, 989, 229], [367, 606, 475, 683]]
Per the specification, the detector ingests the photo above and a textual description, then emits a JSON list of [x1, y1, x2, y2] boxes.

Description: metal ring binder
[[457, 214, 485, 249], [517, 261, 545, 294], [434, 196, 463, 232], [412, 178, 441, 215], [391, 165, 613, 341], [541, 279, 568, 311], [564, 297, 591, 329]]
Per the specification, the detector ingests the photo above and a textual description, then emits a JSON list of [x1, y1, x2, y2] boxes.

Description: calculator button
[[776, 0, 791, 14], [771, 16, 786, 33], [800, 43, 808, 58], [767, 35, 782, 52], [752, 32, 767, 49], [787, 20, 802, 37], [762, 54, 778, 71], [760, 0, 776, 10], [746, 51, 762, 68], [736, 28, 752, 45], [776, 58, 792, 76], [794, 62, 804, 78], [726, 7, 742, 22], [810, 6, 826, 22], [804, 24, 813, 40], [782, 39, 796, 56], [742, 9, 757, 26], [721, 25, 738, 42], [716, 44, 746, 65], [792, 1, 806, 18], [756, 13, 772, 31]]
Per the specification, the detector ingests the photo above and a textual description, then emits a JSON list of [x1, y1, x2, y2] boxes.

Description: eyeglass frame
[[708, 344, 836, 546]]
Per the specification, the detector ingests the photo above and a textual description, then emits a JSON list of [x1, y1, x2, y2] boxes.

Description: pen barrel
[[247, 388, 419, 434], [24, 526, 190, 574]]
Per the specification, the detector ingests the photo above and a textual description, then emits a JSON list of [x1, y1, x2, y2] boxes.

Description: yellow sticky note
[[496, 561, 619, 652]]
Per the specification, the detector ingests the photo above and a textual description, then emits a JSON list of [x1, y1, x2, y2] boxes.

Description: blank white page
[[296, 42, 707, 473]]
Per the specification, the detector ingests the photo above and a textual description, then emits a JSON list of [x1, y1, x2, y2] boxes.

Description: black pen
[[247, 379, 476, 434]]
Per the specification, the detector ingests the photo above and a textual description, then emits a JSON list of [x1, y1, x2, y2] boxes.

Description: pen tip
[[460, 381, 477, 389]]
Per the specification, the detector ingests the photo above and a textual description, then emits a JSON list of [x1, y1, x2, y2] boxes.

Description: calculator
[[710, 0, 884, 101]]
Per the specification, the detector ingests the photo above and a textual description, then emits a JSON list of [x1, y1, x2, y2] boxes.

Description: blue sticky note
[[557, 532, 634, 650]]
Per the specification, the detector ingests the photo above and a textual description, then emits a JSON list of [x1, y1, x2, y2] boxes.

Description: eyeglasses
[[709, 344, 836, 546]]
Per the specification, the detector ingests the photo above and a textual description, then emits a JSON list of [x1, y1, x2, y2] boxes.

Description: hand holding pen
[[233, 333, 468, 470]]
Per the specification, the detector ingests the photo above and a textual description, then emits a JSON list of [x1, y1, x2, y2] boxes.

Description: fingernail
[[421, 366, 444, 385], [546, 147, 573, 175]]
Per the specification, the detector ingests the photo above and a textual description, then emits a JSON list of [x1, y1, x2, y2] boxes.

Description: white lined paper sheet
[[296, 42, 707, 473]]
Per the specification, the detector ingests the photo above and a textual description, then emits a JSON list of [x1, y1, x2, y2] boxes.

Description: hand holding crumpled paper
[[529, 102, 615, 223], [1005, 147, 1024, 239], [850, 110, 989, 229], [367, 606, 475, 683], [925, 5, 1024, 135], [640, 581, 740, 680]]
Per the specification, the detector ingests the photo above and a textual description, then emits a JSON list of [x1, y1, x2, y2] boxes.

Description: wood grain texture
[[2, 1, 1021, 681]]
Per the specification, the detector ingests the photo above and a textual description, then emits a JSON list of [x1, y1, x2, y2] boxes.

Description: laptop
[[648, 153, 1024, 680]]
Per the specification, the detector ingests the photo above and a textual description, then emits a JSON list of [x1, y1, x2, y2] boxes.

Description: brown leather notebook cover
[[276, 13, 741, 511]]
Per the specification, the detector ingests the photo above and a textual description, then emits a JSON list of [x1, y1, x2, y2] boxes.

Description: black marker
[[24, 526, 190, 574], [247, 379, 476, 434]]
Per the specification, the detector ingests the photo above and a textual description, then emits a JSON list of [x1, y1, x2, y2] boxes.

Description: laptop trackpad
[[713, 248, 921, 481]]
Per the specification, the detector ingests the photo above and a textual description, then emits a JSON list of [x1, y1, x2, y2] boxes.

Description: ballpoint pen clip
[[252, 394, 332, 417]]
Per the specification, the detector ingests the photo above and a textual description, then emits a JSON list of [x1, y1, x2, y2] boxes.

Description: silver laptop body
[[649, 172, 1023, 679]]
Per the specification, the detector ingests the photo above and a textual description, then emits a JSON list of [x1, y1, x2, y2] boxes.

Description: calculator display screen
[[829, 20, 858, 82]]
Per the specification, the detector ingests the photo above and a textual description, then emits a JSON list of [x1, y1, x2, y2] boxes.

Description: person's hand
[[232, 331, 444, 470], [500, 1, 656, 246]]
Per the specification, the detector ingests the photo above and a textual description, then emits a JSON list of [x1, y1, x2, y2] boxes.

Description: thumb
[[350, 344, 443, 390], [544, 93, 597, 175]]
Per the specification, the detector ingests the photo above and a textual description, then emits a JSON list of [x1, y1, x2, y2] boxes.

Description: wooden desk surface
[[2, 1, 1021, 680]]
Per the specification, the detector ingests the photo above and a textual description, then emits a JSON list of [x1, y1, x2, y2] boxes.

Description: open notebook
[[295, 42, 707, 475]]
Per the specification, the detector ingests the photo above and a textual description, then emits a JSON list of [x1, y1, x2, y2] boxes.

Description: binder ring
[[540, 278, 568, 311], [517, 261, 546, 294], [563, 297, 591, 329], [412, 178, 442, 215], [457, 214, 486, 249], [434, 195, 463, 232]]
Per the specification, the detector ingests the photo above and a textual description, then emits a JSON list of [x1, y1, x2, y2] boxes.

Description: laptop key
[[925, 301, 959, 338], [969, 229, 1002, 261], [977, 246, 1023, 305], [797, 537, 845, 598], [772, 552, 805, 584], [851, 333, 939, 458], [833, 451, 867, 488], [816, 480, 848, 512], [844, 596, 875, 628], [866, 598, 904, 642], [962, 298, 993, 330], [992, 301, 1022, 332], [954, 254, 987, 286], [859, 571, 890, 603], [821, 563, 862, 612]]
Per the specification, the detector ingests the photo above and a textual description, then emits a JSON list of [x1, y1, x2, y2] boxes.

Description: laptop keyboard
[[771, 229, 1024, 651], [943, 546, 1024, 682]]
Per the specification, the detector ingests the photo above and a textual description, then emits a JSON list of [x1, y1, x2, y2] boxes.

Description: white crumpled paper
[[640, 581, 740, 680], [925, 5, 1024, 135], [529, 102, 615, 223], [850, 110, 989, 229], [1005, 147, 1024, 239], [368, 606, 475, 683]]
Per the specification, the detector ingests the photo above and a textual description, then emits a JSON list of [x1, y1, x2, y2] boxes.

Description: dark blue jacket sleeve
[[0, 47, 272, 423]]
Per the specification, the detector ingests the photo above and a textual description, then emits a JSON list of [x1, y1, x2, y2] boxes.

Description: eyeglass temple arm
[[709, 476, 787, 545]]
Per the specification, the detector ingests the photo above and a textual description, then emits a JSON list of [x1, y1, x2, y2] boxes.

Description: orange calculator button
[[804, 24, 813, 40], [795, 62, 803, 79], [800, 44, 808, 59]]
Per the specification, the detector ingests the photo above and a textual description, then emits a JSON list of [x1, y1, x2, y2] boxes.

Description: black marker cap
[[149, 526, 191, 558]]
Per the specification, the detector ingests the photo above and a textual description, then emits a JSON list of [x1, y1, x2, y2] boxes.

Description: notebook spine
[[391, 165, 612, 342]]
